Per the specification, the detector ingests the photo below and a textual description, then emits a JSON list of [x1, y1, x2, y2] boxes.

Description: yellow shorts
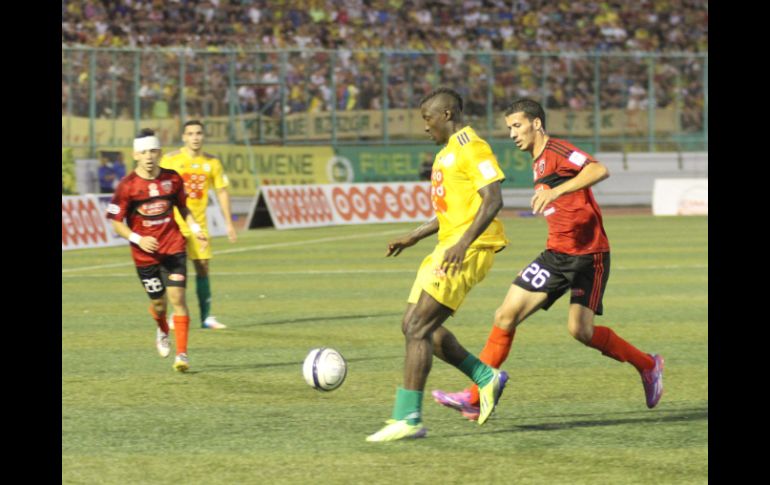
[[407, 244, 496, 311], [181, 227, 211, 260]]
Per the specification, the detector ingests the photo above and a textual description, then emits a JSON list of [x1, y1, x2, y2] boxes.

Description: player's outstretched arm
[[531, 161, 609, 214], [386, 217, 439, 257], [441, 181, 503, 275]]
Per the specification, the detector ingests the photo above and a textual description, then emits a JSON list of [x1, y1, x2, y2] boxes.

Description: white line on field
[[61, 228, 406, 274], [62, 263, 708, 278]]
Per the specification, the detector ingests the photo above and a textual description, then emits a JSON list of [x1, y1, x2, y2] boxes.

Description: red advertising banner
[[62, 195, 124, 250], [63, 192, 229, 251]]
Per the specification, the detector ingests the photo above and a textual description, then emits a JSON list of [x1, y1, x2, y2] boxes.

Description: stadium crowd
[[62, 0, 707, 132]]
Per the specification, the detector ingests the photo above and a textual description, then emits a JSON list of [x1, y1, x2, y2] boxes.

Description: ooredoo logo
[[431, 169, 447, 213], [332, 184, 432, 222], [62, 197, 109, 248]]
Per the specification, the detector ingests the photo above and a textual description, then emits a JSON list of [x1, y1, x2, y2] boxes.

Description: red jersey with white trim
[[532, 138, 610, 255], [106, 168, 188, 266]]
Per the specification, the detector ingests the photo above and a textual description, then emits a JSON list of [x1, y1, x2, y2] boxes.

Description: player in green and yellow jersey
[[366, 88, 509, 442], [160, 120, 237, 330]]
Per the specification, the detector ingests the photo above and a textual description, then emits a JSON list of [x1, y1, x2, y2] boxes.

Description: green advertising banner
[[335, 142, 549, 188], [335, 145, 435, 183]]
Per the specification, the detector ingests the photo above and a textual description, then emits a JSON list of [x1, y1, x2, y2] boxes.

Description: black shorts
[[135, 252, 187, 300], [513, 250, 610, 315]]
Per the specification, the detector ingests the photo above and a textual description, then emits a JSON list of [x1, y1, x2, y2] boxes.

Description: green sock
[[391, 387, 423, 425], [458, 354, 494, 387], [196, 275, 211, 324]]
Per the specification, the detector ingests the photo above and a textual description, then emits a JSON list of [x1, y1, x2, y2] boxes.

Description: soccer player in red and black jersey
[[432, 98, 664, 419], [106, 129, 208, 372]]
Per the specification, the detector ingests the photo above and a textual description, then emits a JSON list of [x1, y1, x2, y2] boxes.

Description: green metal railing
[[62, 47, 707, 156]]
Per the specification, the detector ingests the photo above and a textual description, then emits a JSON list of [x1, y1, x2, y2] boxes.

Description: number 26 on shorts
[[521, 262, 551, 289]]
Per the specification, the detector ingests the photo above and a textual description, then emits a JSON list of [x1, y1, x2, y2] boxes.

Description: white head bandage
[[133, 136, 161, 152]]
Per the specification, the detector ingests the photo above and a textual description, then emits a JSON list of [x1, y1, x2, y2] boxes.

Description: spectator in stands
[[98, 152, 126, 194], [62, 0, 707, 129]]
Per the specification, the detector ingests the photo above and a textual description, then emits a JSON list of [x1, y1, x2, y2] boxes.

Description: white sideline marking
[[62, 263, 708, 278], [62, 228, 406, 274]]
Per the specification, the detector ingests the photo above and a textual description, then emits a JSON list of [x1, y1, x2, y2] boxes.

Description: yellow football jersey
[[430, 126, 507, 249], [160, 149, 229, 230]]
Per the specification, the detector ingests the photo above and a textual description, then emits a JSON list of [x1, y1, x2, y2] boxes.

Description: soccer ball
[[302, 347, 347, 391]]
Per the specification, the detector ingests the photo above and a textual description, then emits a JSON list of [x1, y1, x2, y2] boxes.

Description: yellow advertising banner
[[203, 109, 423, 143], [200, 145, 336, 196], [61, 117, 180, 148], [486, 107, 678, 137], [63, 106, 678, 146]]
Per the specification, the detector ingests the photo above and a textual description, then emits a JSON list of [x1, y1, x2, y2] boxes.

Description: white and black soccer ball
[[302, 347, 347, 391]]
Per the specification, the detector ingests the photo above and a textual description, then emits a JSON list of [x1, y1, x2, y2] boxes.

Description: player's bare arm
[[110, 219, 159, 253], [441, 181, 503, 275], [216, 187, 237, 243], [531, 162, 610, 214], [386, 217, 439, 257], [178, 206, 209, 252]]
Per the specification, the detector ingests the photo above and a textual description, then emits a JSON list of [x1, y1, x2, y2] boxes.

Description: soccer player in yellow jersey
[[160, 120, 237, 330], [367, 88, 509, 442]]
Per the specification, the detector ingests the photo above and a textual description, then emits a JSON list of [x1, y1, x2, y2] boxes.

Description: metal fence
[[62, 47, 707, 155]]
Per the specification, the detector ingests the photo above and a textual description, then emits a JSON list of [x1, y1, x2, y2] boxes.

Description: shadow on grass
[[201, 354, 399, 372], [444, 406, 708, 437], [237, 312, 402, 327]]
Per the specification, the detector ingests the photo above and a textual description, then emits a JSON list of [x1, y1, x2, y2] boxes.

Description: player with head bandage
[[105, 129, 208, 372]]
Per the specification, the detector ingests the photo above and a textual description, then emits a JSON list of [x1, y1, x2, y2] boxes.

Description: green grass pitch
[[62, 214, 707, 484]]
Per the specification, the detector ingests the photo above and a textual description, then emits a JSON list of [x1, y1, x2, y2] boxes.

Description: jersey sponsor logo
[[568, 151, 587, 167], [183, 173, 205, 199], [148, 183, 159, 197], [478, 160, 498, 180], [430, 168, 448, 213], [138, 199, 171, 216], [142, 216, 172, 227], [106, 203, 120, 215]]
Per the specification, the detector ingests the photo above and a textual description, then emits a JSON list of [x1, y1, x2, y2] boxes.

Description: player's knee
[[151, 299, 166, 315], [194, 260, 209, 277], [493, 305, 519, 332], [403, 315, 431, 341], [568, 322, 593, 344]]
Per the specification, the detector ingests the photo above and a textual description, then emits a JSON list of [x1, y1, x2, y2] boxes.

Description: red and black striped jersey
[[532, 137, 610, 255], [106, 168, 188, 266]]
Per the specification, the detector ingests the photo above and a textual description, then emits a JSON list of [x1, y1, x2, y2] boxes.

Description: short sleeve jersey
[[106, 169, 188, 266], [430, 126, 507, 250], [533, 138, 610, 255], [160, 149, 229, 230]]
